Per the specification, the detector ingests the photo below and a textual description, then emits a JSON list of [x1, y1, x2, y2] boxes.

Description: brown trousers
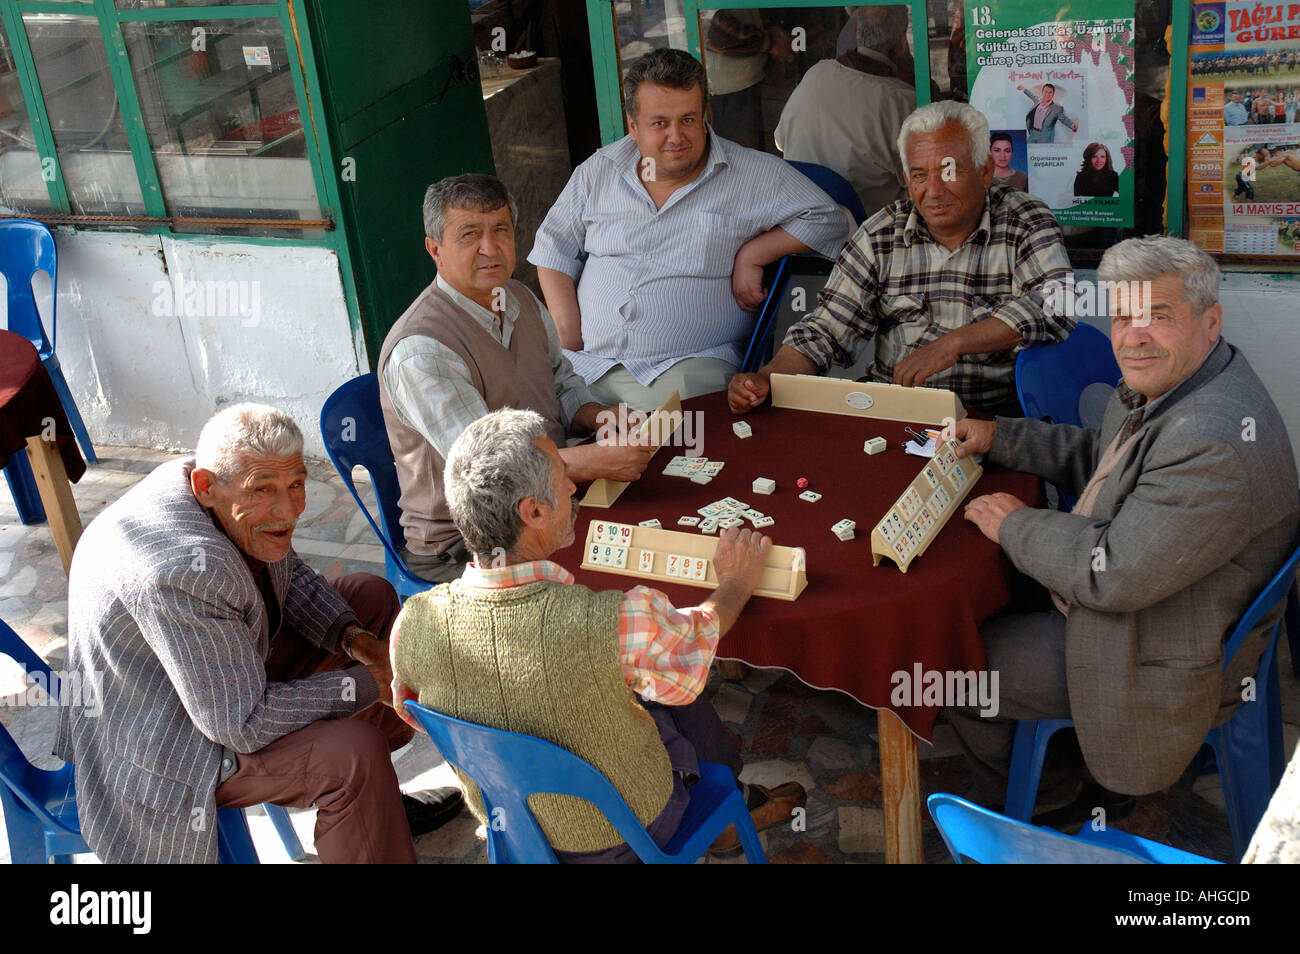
[[214, 573, 418, 863]]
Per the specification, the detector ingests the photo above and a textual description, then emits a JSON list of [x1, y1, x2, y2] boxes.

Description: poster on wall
[[1187, 2, 1300, 257], [964, 1, 1136, 228]]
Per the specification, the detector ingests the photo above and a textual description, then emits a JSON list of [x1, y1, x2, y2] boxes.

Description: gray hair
[[1098, 236, 1221, 314], [896, 100, 990, 171], [195, 403, 303, 483], [423, 174, 518, 241], [623, 48, 708, 121], [857, 5, 909, 52], [444, 409, 557, 559]]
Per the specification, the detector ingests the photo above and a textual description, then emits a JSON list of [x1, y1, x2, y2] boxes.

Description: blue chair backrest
[[1222, 542, 1300, 669], [786, 160, 869, 227], [319, 373, 407, 561], [1015, 323, 1121, 428], [927, 793, 1150, 863], [405, 701, 669, 864], [0, 218, 58, 356]]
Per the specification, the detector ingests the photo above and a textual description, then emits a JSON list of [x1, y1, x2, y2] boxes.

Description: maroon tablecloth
[[0, 329, 86, 481], [556, 390, 1040, 742]]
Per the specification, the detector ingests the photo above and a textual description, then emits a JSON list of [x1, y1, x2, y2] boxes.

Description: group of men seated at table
[[53, 48, 1298, 863]]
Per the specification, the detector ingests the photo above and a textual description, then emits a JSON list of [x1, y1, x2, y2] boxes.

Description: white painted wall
[[43, 232, 363, 459]]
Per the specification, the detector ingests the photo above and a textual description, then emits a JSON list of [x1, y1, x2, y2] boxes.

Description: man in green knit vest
[[390, 409, 807, 860]]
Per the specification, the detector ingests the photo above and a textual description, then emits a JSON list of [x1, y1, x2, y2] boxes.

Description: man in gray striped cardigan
[[55, 404, 458, 863]]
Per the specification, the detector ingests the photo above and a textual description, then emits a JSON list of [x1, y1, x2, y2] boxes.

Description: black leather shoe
[[1032, 782, 1136, 832], [402, 787, 464, 836]]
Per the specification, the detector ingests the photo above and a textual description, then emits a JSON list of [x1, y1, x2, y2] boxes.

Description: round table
[[558, 388, 1040, 862], [0, 329, 85, 571]]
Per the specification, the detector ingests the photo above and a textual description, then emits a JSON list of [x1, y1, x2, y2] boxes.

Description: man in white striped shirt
[[530, 49, 849, 409]]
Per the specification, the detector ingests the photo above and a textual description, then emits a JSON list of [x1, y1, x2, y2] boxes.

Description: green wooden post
[[586, 0, 626, 144], [1166, 0, 1189, 237]]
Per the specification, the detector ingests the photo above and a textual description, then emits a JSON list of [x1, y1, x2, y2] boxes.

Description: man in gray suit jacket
[[946, 237, 1299, 819], [55, 404, 460, 863]]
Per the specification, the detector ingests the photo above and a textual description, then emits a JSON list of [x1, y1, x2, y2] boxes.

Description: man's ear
[[980, 155, 995, 189], [1203, 301, 1224, 341], [425, 235, 441, 266], [191, 467, 216, 507], [516, 495, 548, 532]]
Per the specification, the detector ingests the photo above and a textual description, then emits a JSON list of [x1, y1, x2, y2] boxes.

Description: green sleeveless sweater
[[393, 578, 674, 853]]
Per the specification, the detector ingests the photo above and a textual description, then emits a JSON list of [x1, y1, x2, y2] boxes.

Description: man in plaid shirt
[[730, 101, 1074, 417]]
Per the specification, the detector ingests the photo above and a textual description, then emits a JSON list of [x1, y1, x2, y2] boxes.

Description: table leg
[[878, 708, 923, 864], [24, 435, 82, 575]]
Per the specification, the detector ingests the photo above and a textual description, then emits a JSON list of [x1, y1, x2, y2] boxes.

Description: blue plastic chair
[[927, 793, 1221, 863], [1015, 322, 1121, 429], [786, 160, 869, 227], [3, 448, 47, 525], [404, 701, 766, 864], [1014, 322, 1121, 509], [1003, 542, 1300, 860], [740, 162, 864, 374], [0, 617, 304, 863], [0, 219, 97, 465], [320, 374, 432, 601]]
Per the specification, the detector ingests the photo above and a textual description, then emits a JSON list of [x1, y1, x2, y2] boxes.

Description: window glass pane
[[122, 17, 322, 236], [0, 28, 56, 214], [23, 13, 146, 216]]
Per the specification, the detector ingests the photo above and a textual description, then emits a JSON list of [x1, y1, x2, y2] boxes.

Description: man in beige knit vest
[[945, 237, 1298, 827], [390, 409, 807, 860], [380, 175, 655, 584]]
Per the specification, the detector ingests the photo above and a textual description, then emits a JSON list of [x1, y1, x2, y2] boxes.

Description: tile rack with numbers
[[580, 520, 808, 601], [870, 439, 982, 573]]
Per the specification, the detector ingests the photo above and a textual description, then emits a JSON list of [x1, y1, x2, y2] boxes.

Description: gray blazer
[[55, 458, 379, 863], [992, 338, 1298, 794]]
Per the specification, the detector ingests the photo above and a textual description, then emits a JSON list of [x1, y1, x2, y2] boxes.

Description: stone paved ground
[[2, 446, 1296, 863]]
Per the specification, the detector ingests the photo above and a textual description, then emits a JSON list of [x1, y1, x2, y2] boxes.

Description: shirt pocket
[[684, 212, 754, 278], [875, 293, 929, 332]]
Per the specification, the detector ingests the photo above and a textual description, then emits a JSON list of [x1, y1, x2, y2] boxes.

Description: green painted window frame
[[0, 0, 340, 242], [586, 0, 1191, 240], [0, 0, 365, 342]]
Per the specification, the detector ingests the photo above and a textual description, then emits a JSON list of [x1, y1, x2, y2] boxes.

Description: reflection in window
[[0, 27, 55, 215], [122, 18, 322, 236], [23, 13, 146, 216]]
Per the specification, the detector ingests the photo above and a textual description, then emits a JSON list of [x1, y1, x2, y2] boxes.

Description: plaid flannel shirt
[[392, 561, 720, 713], [783, 184, 1074, 412]]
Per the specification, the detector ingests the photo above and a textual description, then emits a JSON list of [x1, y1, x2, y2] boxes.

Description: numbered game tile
[[638, 550, 655, 573]]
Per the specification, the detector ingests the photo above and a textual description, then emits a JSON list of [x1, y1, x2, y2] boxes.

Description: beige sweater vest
[[378, 280, 566, 555], [393, 579, 674, 853]]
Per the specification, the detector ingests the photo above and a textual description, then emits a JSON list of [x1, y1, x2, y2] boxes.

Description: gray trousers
[[945, 608, 1084, 811]]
